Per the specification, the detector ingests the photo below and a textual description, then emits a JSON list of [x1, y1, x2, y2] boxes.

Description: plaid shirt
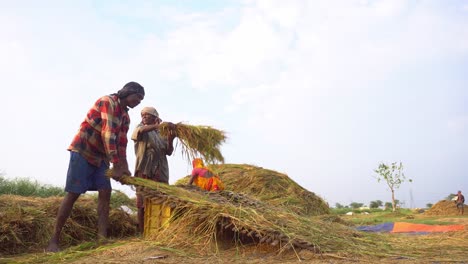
[[68, 95, 130, 167]]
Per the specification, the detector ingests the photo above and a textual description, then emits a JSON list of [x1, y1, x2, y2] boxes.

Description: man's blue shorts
[[65, 151, 111, 194]]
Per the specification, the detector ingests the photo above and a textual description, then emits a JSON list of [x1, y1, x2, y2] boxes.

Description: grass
[[3, 241, 124, 264], [0, 175, 136, 210], [340, 209, 465, 226], [88, 189, 136, 210], [0, 176, 65, 197]]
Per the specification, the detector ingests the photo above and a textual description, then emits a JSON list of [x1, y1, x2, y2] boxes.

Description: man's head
[[458, 190, 462, 194], [118, 82, 145, 109], [117, 82, 145, 98], [141, 106, 161, 125]]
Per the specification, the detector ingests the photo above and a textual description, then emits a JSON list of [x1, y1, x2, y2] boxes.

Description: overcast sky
[[1, 0, 467, 208]]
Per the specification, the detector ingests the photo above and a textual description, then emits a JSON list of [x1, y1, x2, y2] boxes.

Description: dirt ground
[[3, 216, 467, 264], [50, 237, 468, 264], [27, 242, 432, 264], [7, 227, 467, 264]]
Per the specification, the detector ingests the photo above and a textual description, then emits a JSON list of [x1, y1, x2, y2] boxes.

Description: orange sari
[[191, 159, 224, 191]]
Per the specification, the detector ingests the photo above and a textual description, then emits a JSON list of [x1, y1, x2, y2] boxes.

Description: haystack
[[108, 168, 390, 257], [176, 164, 330, 216], [424, 200, 465, 216], [0, 194, 137, 255]]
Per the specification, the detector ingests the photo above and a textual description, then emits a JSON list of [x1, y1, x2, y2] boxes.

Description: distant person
[[47, 82, 145, 252], [131, 106, 176, 234], [455, 190, 464, 215], [188, 158, 224, 191]]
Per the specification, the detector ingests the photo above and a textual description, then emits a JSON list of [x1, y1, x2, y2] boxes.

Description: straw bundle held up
[[159, 122, 227, 164]]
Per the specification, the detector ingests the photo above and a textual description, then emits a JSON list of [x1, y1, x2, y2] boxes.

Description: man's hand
[[112, 162, 131, 181], [165, 122, 177, 137]]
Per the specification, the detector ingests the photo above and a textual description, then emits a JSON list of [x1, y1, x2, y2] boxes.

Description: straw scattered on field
[[159, 122, 227, 164], [387, 227, 468, 262]]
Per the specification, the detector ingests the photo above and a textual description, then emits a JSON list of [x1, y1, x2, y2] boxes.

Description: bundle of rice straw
[[159, 122, 227, 164], [105, 169, 389, 256]]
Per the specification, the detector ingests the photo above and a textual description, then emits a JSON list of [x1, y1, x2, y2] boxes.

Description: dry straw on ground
[[177, 164, 330, 216], [159, 122, 227, 164], [0, 194, 137, 255], [107, 165, 392, 258]]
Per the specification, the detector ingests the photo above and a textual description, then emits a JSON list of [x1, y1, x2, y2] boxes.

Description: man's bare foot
[[46, 240, 60, 252]]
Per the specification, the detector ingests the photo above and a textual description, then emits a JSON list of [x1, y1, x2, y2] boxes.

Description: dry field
[[2, 208, 467, 264], [1, 165, 467, 264]]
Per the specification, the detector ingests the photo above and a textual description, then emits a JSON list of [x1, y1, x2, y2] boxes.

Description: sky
[[1, 0, 467, 209]]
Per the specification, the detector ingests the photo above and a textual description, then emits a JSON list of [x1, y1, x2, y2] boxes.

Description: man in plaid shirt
[[47, 81, 145, 252]]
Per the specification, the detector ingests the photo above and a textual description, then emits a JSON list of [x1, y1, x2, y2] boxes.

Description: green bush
[[109, 189, 134, 208], [88, 189, 136, 209], [0, 176, 65, 197], [331, 207, 385, 215], [0, 176, 135, 211]]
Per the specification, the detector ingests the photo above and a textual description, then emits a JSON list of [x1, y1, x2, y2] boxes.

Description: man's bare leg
[[138, 207, 145, 234], [46, 192, 81, 252], [97, 189, 111, 241]]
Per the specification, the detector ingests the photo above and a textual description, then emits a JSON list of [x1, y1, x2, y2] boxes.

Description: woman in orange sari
[[188, 158, 224, 191]]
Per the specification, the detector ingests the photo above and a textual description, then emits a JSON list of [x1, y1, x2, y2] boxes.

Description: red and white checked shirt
[[68, 95, 130, 167]]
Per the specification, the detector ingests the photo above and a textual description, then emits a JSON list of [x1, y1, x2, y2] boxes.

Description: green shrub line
[[0, 175, 65, 197], [0, 176, 135, 209]]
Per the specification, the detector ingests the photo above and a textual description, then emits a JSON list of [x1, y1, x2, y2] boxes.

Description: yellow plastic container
[[143, 198, 172, 237]]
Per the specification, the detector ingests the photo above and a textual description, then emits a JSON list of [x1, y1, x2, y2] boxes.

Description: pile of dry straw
[[0, 194, 136, 255], [107, 165, 390, 257]]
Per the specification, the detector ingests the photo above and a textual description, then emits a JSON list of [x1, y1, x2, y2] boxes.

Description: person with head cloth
[[131, 106, 176, 234], [188, 158, 224, 192], [47, 81, 145, 252]]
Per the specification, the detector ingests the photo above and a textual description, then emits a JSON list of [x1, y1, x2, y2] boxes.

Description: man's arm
[[115, 114, 131, 178], [97, 98, 121, 164], [188, 169, 199, 185], [98, 97, 130, 179]]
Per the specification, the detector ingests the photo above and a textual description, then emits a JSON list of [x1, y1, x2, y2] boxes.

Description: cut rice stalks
[[106, 169, 392, 257], [159, 122, 226, 164], [0, 194, 136, 255]]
